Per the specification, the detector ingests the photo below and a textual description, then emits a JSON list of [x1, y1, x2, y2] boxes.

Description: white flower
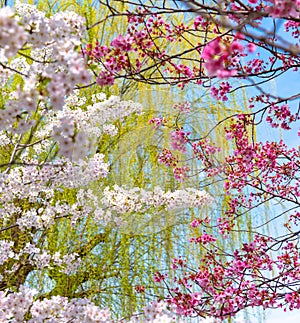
[[103, 124, 118, 136], [0, 7, 27, 57]]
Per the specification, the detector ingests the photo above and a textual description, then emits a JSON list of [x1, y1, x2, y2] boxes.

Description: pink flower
[[170, 129, 189, 153], [191, 219, 201, 228], [149, 117, 165, 129], [173, 166, 189, 181], [266, 0, 300, 18], [194, 16, 207, 29], [230, 41, 244, 52], [96, 71, 114, 86], [111, 34, 134, 52], [154, 271, 167, 282], [202, 38, 243, 78], [210, 82, 232, 101], [247, 43, 256, 53], [202, 39, 222, 60]]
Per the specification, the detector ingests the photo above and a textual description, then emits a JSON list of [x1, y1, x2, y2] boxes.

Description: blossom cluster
[[83, 6, 262, 93], [0, 2, 91, 155], [77, 93, 142, 136], [0, 7, 27, 57], [155, 107, 299, 318], [83, 10, 204, 86], [0, 289, 188, 323], [264, 0, 300, 19], [170, 129, 190, 154], [157, 234, 300, 319], [0, 1, 144, 162], [0, 240, 81, 274], [201, 38, 242, 78], [101, 185, 212, 215]]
